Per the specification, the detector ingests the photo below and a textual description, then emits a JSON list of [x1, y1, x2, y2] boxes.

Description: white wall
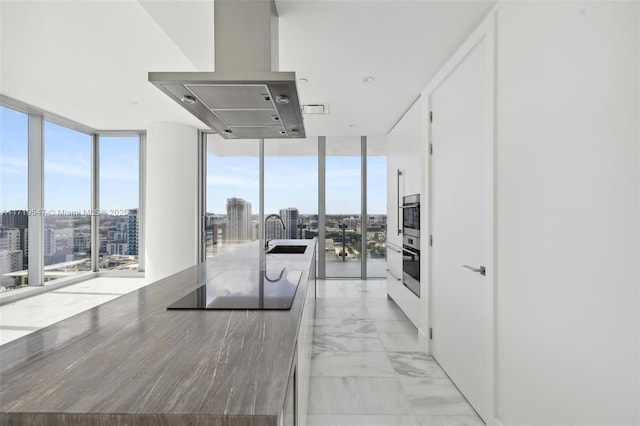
[[145, 122, 199, 282], [495, 2, 639, 424]]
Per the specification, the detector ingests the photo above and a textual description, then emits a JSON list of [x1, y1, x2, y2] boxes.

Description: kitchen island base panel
[[0, 413, 282, 426]]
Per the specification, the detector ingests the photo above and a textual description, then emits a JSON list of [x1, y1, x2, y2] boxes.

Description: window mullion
[[91, 134, 99, 272], [27, 114, 44, 286]]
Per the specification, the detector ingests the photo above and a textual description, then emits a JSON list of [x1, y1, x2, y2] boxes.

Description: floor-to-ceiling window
[[201, 134, 387, 279], [366, 136, 387, 277], [0, 106, 29, 291], [43, 121, 93, 280], [98, 135, 140, 271], [325, 137, 362, 278], [1, 97, 145, 293], [264, 138, 318, 244], [205, 134, 259, 257]]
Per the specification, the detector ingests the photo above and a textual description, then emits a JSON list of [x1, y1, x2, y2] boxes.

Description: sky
[[1, 104, 387, 216], [206, 153, 387, 215], [1, 106, 139, 213]]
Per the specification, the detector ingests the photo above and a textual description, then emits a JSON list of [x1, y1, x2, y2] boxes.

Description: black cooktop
[[167, 269, 302, 310]]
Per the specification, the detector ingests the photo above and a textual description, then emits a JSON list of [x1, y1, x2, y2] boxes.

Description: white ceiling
[[0, 0, 495, 137]]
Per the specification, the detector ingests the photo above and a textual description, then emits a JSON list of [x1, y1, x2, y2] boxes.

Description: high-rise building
[[107, 243, 128, 255], [1, 210, 28, 229], [265, 218, 286, 240], [0, 250, 23, 287], [279, 208, 299, 239], [45, 227, 56, 257], [345, 216, 359, 230], [25, 228, 56, 257], [226, 198, 252, 242], [2, 211, 28, 265], [73, 232, 91, 252], [0, 228, 21, 251], [126, 209, 138, 255]]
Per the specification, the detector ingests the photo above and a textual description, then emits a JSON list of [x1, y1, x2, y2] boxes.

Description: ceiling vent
[[302, 104, 330, 115], [149, 0, 305, 139]]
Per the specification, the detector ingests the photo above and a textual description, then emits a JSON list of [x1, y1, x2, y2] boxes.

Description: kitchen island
[[0, 240, 316, 426]]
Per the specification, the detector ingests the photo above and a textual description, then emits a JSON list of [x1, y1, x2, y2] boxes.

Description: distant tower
[[1, 210, 28, 229], [226, 198, 252, 242], [279, 208, 299, 239], [126, 209, 138, 255], [2, 210, 28, 264], [43, 228, 56, 257], [0, 228, 20, 251]]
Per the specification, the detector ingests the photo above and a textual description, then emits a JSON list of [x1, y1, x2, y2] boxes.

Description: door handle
[[397, 169, 403, 235], [463, 265, 486, 276]]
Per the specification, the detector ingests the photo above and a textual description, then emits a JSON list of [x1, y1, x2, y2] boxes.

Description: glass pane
[[98, 136, 139, 270], [0, 106, 29, 291], [366, 137, 387, 277], [44, 121, 92, 280], [206, 135, 259, 257], [326, 137, 361, 278], [264, 138, 318, 245]]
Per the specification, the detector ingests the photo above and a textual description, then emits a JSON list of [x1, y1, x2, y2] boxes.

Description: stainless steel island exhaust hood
[[149, 0, 305, 139]]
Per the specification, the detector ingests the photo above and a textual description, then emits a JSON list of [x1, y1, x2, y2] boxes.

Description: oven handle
[[387, 242, 402, 253], [397, 169, 403, 235], [402, 246, 420, 256]]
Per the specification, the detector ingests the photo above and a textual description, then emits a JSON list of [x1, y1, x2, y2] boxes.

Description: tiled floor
[[308, 279, 484, 426], [0, 277, 148, 346], [0, 276, 483, 425]]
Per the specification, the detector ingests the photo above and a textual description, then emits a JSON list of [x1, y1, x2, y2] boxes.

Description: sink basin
[[267, 245, 307, 254]]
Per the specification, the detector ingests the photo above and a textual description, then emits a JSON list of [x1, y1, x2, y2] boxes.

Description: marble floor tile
[[308, 414, 420, 426], [316, 282, 364, 298], [366, 306, 410, 320], [387, 352, 448, 378], [311, 351, 396, 377], [314, 318, 377, 336], [308, 377, 413, 415], [361, 297, 400, 308], [378, 331, 422, 351], [313, 334, 386, 353], [316, 298, 367, 310], [310, 279, 482, 426], [315, 306, 370, 319], [373, 319, 418, 334], [415, 415, 484, 426], [399, 377, 477, 416], [357, 283, 388, 295]]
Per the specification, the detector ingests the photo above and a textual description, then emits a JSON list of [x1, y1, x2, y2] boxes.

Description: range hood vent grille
[[149, 73, 305, 139], [149, 1, 305, 139]]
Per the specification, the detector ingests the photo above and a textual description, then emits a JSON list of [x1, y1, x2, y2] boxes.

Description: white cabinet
[[386, 96, 427, 334], [294, 243, 315, 426], [386, 243, 403, 303]]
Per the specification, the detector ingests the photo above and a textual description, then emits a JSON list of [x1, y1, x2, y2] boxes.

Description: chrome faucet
[[264, 214, 286, 249]]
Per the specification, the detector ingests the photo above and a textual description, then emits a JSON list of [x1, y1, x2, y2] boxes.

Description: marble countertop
[[0, 240, 316, 426]]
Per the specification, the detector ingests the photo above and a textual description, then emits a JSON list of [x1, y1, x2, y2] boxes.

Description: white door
[[430, 33, 494, 422]]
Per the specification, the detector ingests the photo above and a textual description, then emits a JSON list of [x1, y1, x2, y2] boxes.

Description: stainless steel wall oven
[[401, 194, 420, 297], [402, 194, 420, 238]]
